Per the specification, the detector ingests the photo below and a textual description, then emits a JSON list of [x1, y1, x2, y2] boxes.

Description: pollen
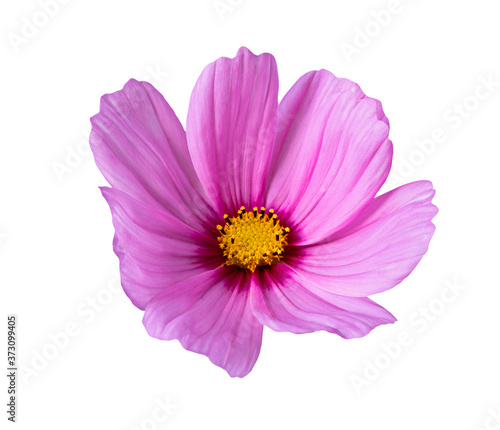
[[217, 206, 290, 272]]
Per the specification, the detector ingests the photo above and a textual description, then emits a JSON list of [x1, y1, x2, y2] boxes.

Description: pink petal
[[265, 70, 392, 245], [250, 264, 395, 337], [143, 267, 263, 378], [102, 188, 222, 310], [90, 79, 216, 231], [186, 47, 279, 216], [289, 181, 438, 297]]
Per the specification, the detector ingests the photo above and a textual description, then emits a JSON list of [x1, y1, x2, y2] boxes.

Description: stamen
[[216, 206, 290, 272]]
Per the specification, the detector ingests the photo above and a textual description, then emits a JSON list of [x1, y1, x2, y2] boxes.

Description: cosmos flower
[[90, 47, 437, 377]]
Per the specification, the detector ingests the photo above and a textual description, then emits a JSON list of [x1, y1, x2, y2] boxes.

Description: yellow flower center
[[217, 206, 290, 272]]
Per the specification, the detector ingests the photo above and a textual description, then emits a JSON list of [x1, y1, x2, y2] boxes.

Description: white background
[[1, 1, 500, 429]]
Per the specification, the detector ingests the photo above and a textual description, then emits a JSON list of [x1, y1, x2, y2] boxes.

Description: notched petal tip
[[236, 46, 275, 61], [236, 46, 256, 57], [90, 78, 141, 119]]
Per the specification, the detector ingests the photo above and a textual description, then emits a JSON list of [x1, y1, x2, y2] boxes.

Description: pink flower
[[90, 47, 437, 377]]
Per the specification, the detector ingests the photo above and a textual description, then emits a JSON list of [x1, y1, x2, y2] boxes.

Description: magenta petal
[[250, 264, 395, 338], [102, 187, 222, 309], [266, 70, 392, 245], [186, 47, 279, 215], [90, 79, 216, 230], [143, 267, 263, 378], [290, 181, 438, 297]]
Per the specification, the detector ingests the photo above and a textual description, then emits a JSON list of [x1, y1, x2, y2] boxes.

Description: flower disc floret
[[217, 206, 290, 272]]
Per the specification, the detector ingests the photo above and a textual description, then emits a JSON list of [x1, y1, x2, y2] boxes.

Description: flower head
[[90, 47, 437, 377]]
